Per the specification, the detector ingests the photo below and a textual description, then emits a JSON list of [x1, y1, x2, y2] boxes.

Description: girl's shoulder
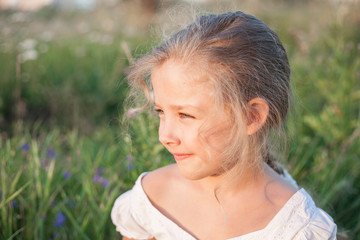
[[111, 164, 183, 239], [142, 164, 184, 204]]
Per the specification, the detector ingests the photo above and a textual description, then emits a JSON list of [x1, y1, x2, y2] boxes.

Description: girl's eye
[[179, 113, 194, 119], [155, 108, 164, 116]]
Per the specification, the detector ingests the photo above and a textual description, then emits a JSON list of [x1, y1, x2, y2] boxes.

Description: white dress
[[111, 173, 337, 240]]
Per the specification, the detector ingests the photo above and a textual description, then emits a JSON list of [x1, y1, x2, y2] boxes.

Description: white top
[[111, 173, 337, 240]]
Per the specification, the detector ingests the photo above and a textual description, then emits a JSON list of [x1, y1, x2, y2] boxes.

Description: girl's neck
[[193, 162, 268, 199]]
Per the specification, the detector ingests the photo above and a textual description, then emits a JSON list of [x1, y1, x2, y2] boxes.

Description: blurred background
[[0, 0, 359, 239]]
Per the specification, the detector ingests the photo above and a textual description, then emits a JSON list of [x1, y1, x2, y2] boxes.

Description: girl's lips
[[172, 154, 192, 161]]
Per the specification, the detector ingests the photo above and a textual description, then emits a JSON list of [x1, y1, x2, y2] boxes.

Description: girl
[[111, 11, 337, 240]]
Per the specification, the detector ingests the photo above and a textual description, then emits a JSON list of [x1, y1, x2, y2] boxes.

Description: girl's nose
[[158, 120, 180, 146]]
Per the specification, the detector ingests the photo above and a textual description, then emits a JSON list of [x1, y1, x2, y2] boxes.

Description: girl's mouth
[[172, 154, 192, 162]]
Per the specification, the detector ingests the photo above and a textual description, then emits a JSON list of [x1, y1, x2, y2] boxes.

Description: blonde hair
[[126, 11, 291, 176]]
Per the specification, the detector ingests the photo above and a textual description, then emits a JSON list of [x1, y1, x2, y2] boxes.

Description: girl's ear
[[246, 98, 269, 135]]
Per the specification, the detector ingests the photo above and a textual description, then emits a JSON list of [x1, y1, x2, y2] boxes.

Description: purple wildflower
[[46, 147, 56, 159], [126, 155, 134, 171], [100, 178, 109, 187], [69, 200, 76, 207], [95, 167, 103, 175], [63, 171, 70, 179], [20, 143, 30, 152], [93, 168, 109, 188], [64, 198, 76, 207], [54, 212, 66, 228], [93, 174, 101, 182], [11, 200, 18, 208], [93, 175, 109, 188]]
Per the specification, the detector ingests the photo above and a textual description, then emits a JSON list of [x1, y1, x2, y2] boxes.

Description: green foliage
[[0, 114, 171, 239], [0, 35, 132, 134], [285, 20, 360, 238]]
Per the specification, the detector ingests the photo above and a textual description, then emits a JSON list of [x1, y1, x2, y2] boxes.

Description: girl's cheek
[[182, 127, 199, 143]]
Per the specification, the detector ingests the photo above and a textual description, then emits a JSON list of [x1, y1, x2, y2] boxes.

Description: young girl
[[111, 11, 337, 240]]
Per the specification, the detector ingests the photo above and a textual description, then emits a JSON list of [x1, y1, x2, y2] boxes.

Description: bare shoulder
[[265, 172, 299, 207], [142, 164, 180, 189], [142, 164, 182, 203]]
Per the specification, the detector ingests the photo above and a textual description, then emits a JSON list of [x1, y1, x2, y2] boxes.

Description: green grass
[[0, 37, 132, 134], [1, 2, 360, 239], [0, 118, 171, 239], [284, 20, 360, 238]]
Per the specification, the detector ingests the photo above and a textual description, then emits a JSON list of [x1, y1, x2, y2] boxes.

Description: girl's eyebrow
[[154, 103, 202, 111]]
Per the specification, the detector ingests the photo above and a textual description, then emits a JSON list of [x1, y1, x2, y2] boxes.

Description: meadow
[[0, 1, 359, 239]]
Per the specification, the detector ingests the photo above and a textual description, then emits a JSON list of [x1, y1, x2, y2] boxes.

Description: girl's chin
[[176, 163, 212, 181]]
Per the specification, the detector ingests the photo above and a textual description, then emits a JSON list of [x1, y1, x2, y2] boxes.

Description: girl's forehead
[[152, 59, 213, 89], [151, 59, 217, 107]]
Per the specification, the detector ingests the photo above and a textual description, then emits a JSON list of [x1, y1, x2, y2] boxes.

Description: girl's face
[[151, 59, 233, 180]]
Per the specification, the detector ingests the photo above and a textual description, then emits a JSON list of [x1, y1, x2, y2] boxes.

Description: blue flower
[[11, 200, 18, 208], [100, 178, 109, 187], [93, 175, 109, 188], [126, 155, 134, 171], [54, 212, 66, 228], [20, 143, 30, 152], [93, 168, 109, 188], [63, 171, 70, 179], [95, 167, 103, 175], [93, 174, 100, 182], [68, 200, 76, 207], [46, 148, 56, 159], [64, 198, 76, 207]]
